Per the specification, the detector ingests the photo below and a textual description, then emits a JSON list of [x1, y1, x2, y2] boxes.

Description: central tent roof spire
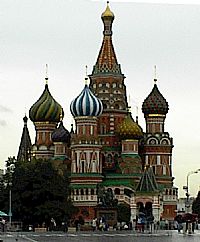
[[92, 2, 121, 75]]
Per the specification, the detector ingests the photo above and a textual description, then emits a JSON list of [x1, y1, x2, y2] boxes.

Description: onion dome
[[142, 82, 169, 115], [101, 1, 115, 21], [29, 83, 63, 122], [116, 111, 143, 140], [70, 82, 103, 117], [52, 121, 71, 144]]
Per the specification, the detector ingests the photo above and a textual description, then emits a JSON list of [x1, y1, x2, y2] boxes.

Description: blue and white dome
[[70, 83, 103, 117]]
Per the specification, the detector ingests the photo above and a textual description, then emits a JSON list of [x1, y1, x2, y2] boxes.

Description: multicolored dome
[[70, 83, 103, 117], [116, 112, 143, 140], [52, 121, 71, 144], [29, 84, 63, 122], [142, 83, 169, 115]]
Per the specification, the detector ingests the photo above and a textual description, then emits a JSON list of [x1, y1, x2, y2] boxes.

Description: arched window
[[114, 154, 118, 163], [91, 189, 94, 195], [107, 154, 112, 163], [114, 188, 120, 195], [81, 189, 84, 195], [103, 103, 107, 109], [81, 161, 85, 173], [102, 154, 106, 167], [113, 83, 116, 88], [115, 104, 119, 109], [100, 124, 106, 134], [161, 139, 169, 145], [85, 189, 88, 195]]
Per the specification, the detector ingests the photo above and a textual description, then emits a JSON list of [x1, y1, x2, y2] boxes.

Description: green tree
[[11, 159, 77, 229], [0, 175, 7, 211], [0, 156, 16, 213], [192, 191, 200, 220], [117, 203, 131, 223]]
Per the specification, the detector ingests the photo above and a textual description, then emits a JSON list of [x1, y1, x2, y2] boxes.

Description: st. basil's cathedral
[[17, 3, 178, 224]]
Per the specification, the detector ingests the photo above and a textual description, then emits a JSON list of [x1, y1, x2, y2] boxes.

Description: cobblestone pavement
[[1, 230, 200, 242]]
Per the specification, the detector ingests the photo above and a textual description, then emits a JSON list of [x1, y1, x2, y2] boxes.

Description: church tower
[[89, 2, 128, 171], [142, 78, 177, 220], [69, 77, 103, 219], [142, 79, 172, 179], [17, 115, 32, 162], [29, 74, 63, 160]]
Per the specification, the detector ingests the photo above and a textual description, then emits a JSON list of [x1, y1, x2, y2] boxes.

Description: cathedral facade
[[18, 3, 178, 223]]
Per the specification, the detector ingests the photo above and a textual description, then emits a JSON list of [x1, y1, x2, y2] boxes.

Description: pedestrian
[[74, 219, 79, 232], [132, 219, 136, 232], [129, 220, 132, 230], [62, 221, 68, 233], [182, 220, 187, 234], [1, 218, 6, 232], [137, 217, 142, 232], [141, 216, 145, 232], [165, 219, 169, 230], [92, 218, 97, 231], [99, 217, 103, 231], [50, 218, 56, 231]]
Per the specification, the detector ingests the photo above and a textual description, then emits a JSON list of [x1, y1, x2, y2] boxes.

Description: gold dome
[[101, 2, 114, 20], [116, 112, 143, 140]]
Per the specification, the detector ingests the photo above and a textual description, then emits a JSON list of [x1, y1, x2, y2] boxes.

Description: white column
[[130, 196, 137, 221], [152, 196, 160, 222], [77, 151, 80, 173], [86, 151, 90, 172], [145, 155, 148, 165]]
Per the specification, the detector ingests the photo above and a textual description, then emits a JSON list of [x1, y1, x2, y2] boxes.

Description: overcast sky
[[1, 0, 200, 197]]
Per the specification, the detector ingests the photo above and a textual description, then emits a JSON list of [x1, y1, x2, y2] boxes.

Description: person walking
[[1, 218, 6, 232], [50, 218, 56, 231], [92, 218, 97, 231]]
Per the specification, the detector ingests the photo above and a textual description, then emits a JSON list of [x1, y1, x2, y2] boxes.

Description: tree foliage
[[1, 158, 78, 228], [0, 156, 16, 213], [117, 203, 131, 223], [192, 191, 200, 220]]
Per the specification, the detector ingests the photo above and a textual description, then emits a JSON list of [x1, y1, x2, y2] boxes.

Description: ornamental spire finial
[[85, 65, 89, 85], [45, 64, 48, 84], [154, 65, 157, 84], [85, 65, 88, 76], [101, 1, 114, 36], [136, 106, 138, 124], [60, 108, 63, 122]]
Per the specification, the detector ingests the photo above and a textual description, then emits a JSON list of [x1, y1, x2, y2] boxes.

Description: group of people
[[92, 217, 109, 231], [49, 218, 68, 232], [136, 216, 146, 232], [174, 213, 199, 234]]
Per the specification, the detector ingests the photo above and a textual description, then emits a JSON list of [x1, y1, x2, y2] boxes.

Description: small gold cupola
[[101, 1, 114, 36], [101, 1, 115, 20]]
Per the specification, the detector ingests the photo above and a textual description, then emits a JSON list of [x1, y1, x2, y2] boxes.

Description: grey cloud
[[0, 105, 12, 113], [0, 120, 7, 126]]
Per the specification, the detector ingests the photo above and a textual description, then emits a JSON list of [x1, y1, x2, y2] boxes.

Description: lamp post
[[183, 169, 200, 213], [8, 182, 12, 226]]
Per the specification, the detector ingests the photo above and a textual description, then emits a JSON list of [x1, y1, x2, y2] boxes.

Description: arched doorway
[[137, 202, 145, 214], [136, 201, 153, 217], [145, 202, 153, 218]]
